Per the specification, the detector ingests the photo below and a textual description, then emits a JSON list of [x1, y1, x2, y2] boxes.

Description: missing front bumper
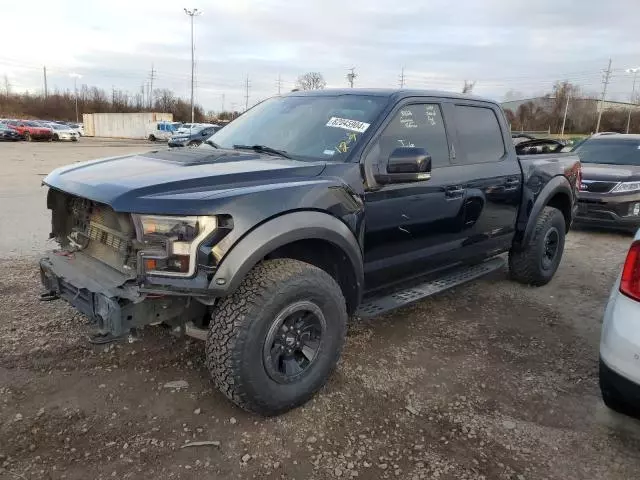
[[39, 252, 204, 340]]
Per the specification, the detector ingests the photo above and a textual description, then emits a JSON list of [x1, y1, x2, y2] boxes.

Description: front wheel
[[24, 132, 31, 142], [148, 134, 156, 142], [53, 134, 59, 141], [206, 259, 347, 416], [509, 206, 566, 286], [187, 139, 202, 147]]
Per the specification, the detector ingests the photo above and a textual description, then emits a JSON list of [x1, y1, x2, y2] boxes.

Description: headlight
[[611, 182, 640, 193], [134, 215, 217, 276]]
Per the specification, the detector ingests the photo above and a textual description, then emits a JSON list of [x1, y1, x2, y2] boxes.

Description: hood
[[43, 148, 327, 214], [581, 163, 640, 182]]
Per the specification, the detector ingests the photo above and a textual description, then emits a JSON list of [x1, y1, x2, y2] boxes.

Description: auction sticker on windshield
[[326, 117, 370, 133]]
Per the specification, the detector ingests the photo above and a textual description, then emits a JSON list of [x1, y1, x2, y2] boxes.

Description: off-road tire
[[599, 360, 638, 417], [509, 206, 565, 286], [206, 258, 347, 416]]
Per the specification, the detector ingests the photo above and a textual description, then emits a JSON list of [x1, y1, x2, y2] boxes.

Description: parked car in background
[[49, 123, 79, 142], [175, 122, 197, 134], [573, 134, 640, 232], [0, 123, 23, 141], [146, 121, 177, 141], [168, 125, 221, 147], [600, 228, 640, 417], [67, 123, 84, 136], [7, 120, 53, 141]]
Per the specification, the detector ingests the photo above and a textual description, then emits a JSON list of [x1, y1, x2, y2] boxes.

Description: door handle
[[503, 178, 520, 191], [445, 185, 465, 199], [504, 178, 520, 187]]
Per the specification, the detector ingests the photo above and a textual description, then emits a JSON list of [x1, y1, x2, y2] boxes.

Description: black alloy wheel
[[263, 300, 325, 384]]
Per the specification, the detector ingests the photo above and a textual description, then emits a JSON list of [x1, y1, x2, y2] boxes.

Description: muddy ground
[[1, 140, 640, 479]]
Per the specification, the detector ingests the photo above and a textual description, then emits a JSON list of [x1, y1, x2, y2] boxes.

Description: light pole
[[626, 67, 640, 134], [184, 8, 202, 123], [560, 92, 570, 137], [69, 73, 82, 123]]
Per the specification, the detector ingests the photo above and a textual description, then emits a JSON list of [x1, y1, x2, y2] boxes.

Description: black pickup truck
[[40, 89, 581, 415]]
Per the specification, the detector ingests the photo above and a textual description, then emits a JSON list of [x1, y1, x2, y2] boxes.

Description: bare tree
[[296, 72, 326, 91], [462, 80, 476, 94]]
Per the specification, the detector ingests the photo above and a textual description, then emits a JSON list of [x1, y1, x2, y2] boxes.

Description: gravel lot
[[1, 139, 640, 479]]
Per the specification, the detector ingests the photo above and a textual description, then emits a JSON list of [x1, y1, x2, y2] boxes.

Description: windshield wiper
[[204, 139, 220, 148], [233, 144, 291, 159]]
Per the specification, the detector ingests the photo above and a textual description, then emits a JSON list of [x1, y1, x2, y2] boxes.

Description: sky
[[2, 0, 640, 113]]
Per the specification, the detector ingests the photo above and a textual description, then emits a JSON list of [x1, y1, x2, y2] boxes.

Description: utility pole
[[625, 67, 640, 134], [560, 92, 570, 137], [244, 76, 250, 111], [595, 58, 612, 133], [148, 64, 156, 109], [276, 74, 282, 95], [399, 67, 405, 88], [140, 83, 145, 109], [184, 8, 202, 123], [221, 93, 225, 113], [43, 66, 48, 98], [347, 67, 357, 88], [70, 73, 82, 123]]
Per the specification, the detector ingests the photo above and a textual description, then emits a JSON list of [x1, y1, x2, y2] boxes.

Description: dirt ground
[[2, 139, 640, 480]]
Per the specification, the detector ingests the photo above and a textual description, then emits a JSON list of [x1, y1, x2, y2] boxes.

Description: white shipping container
[[83, 112, 174, 139]]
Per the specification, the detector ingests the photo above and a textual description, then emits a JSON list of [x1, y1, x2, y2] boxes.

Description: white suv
[[600, 228, 640, 415]]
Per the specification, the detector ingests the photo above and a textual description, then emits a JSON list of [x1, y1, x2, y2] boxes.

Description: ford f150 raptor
[[39, 89, 581, 415]]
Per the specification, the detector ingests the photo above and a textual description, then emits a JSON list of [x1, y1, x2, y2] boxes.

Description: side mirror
[[374, 147, 432, 184]]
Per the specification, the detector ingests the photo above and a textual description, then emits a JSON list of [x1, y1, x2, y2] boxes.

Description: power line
[[595, 58, 613, 133]]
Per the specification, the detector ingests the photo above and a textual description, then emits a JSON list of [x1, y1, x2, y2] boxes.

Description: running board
[[356, 257, 505, 319]]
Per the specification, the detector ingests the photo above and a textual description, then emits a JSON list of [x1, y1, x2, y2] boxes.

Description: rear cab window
[[454, 104, 506, 164]]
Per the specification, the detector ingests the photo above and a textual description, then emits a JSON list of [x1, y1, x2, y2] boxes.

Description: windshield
[[25, 121, 42, 127], [574, 138, 640, 166], [203, 94, 388, 161], [52, 124, 67, 130]]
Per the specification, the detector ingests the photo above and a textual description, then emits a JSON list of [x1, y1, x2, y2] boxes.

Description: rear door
[[448, 101, 522, 259]]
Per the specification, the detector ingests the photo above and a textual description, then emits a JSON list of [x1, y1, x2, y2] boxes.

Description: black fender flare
[[209, 211, 364, 304], [517, 175, 573, 248]]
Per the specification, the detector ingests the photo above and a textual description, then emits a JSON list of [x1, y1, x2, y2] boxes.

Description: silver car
[[600, 228, 640, 415], [49, 123, 79, 142]]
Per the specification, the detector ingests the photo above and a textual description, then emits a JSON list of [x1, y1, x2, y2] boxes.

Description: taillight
[[620, 241, 640, 302]]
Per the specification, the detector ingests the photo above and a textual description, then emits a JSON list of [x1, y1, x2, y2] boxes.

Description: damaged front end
[[40, 189, 215, 343]]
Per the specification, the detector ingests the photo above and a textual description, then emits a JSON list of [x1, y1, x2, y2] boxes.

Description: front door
[[362, 100, 467, 291]]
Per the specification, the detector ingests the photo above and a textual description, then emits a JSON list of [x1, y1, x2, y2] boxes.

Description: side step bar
[[356, 257, 505, 319]]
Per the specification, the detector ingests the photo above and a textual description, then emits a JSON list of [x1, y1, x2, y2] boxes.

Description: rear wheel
[[206, 259, 347, 416], [509, 206, 565, 286], [24, 132, 31, 142], [53, 134, 59, 141], [148, 134, 156, 142]]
